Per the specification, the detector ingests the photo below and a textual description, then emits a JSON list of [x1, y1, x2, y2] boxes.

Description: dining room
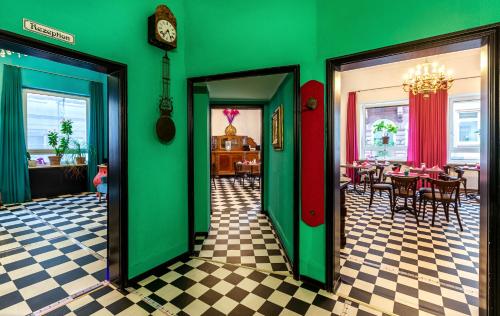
[[336, 47, 481, 315]]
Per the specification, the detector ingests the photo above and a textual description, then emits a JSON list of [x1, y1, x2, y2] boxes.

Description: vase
[[225, 123, 237, 136], [382, 136, 390, 145], [75, 157, 86, 165], [93, 164, 108, 189], [48, 156, 62, 166]]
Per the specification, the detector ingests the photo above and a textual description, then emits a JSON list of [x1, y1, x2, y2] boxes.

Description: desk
[[212, 151, 260, 176]]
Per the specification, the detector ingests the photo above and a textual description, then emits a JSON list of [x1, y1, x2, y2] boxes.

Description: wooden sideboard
[[211, 135, 260, 176], [212, 151, 260, 176]]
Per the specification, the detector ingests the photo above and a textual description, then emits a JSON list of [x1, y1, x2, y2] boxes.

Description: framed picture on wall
[[272, 105, 283, 150]]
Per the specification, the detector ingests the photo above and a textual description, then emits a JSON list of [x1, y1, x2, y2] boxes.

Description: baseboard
[[300, 274, 327, 290], [127, 251, 190, 286], [262, 211, 293, 274], [195, 232, 208, 238]]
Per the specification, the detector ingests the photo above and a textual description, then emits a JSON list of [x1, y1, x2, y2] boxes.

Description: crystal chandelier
[[402, 61, 454, 97], [0, 49, 27, 59]]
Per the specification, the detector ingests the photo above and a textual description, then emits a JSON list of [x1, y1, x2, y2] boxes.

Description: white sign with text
[[23, 19, 75, 44]]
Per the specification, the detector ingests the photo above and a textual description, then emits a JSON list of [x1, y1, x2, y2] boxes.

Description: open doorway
[[0, 30, 127, 315], [326, 26, 500, 315], [188, 66, 300, 278]]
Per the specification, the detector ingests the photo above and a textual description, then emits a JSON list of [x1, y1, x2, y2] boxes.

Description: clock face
[[157, 19, 176, 43]]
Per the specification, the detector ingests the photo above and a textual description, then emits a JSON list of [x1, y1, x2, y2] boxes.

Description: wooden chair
[[233, 162, 247, 186], [440, 165, 468, 204], [211, 163, 217, 189], [391, 176, 420, 225], [419, 178, 462, 231], [367, 169, 393, 213], [250, 164, 261, 189]]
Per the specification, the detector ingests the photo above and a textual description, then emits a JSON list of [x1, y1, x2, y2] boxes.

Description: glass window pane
[[25, 91, 88, 153]]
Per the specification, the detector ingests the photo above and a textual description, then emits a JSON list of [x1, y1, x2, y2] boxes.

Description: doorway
[[0, 29, 127, 314], [188, 65, 301, 278], [326, 25, 499, 315]]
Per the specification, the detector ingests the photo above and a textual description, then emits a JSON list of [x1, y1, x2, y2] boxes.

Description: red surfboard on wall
[[301, 80, 325, 227]]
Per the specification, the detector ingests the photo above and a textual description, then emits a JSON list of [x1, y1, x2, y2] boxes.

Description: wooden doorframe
[[325, 24, 499, 314], [187, 65, 301, 278], [0, 29, 129, 289]]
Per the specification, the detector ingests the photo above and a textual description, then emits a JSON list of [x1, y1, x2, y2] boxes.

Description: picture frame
[[271, 105, 283, 150]]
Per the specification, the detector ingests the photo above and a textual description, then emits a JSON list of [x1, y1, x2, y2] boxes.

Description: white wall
[[211, 108, 262, 144]]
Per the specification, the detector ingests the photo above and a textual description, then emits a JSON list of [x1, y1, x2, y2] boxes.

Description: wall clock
[[148, 4, 177, 143]]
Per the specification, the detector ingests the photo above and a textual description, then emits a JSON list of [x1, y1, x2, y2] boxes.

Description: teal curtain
[[0, 65, 31, 204], [88, 81, 105, 191]]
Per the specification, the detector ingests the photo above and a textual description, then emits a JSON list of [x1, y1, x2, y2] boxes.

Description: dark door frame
[[325, 24, 499, 314], [0, 29, 129, 289], [209, 104, 265, 214], [187, 65, 301, 278]]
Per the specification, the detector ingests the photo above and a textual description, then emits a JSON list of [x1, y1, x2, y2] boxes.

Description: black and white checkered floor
[[45, 257, 382, 316], [193, 178, 291, 274], [0, 193, 107, 315], [339, 187, 479, 315]]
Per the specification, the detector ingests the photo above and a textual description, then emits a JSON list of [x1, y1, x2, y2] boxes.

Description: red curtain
[[407, 90, 448, 169], [346, 92, 358, 179]]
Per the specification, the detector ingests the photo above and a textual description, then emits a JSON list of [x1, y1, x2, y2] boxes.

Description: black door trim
[[187, 65, 301, 278], [325, 24, 499, 315], [0, 29, 129, 289]]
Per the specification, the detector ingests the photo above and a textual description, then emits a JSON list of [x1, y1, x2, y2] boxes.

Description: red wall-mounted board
[[301, 80, 325, 227]]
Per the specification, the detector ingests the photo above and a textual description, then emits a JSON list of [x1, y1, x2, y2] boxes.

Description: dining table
[[236, 161, 261, 188], [340, 163, 372, 194]]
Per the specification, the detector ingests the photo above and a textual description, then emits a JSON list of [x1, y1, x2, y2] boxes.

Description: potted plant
[[373, 121, 398, 145], [70, 140, 87, 165], [26, 152, 37, 168], [47, 119, 73, 166]]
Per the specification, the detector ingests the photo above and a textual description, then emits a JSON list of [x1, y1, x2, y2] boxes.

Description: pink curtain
[[346, 92, 358, 179], [407, 90, 448, 169]]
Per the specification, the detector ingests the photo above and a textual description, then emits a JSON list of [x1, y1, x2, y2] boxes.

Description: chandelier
[[402, 61, 454, 97], [0, 49, 27, 59]]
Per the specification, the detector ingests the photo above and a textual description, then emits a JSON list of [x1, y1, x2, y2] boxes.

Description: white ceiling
[[206, 73, 287, 100]]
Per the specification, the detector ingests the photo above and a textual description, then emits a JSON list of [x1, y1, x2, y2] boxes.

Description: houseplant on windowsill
[[47, 119, 73, 166], [70, 140, 87, 165], [373, 121, 398, 145], [26, 152, 37, 168]]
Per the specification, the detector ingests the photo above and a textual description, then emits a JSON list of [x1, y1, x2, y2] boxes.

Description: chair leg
[[463, 179, 468, 199], [369, 190, 374, 207], [413, 198, 419, 226], [389, 191, 393, 216], [422, 200, 427, 220], [431, 200, 437, 226], [98, 192, 102, 202], [454, 202, 463, 231], [444, 203, 450, 222]]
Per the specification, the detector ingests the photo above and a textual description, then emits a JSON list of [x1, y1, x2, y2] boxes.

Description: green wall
[[0, 0, 188, 278], [194, 88, 210, 233], [3, 0, 500, 284], [264, 74, 294, 260]]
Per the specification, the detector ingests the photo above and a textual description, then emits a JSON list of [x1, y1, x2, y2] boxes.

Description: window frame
[[359, 100, 409, 161], [447, 93, 481, 164], [23, 88, 90, 155]]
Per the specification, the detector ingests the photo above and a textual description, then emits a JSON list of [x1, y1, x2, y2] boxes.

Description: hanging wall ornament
[[148, 4, 177, 143], [156, 52, 176, 143]]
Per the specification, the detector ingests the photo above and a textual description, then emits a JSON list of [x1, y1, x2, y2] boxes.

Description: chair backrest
[[375, 165, 385, 182], [454, 167, 465, 178], [367, 169, 377, 186], [391, 176, 418, 197], [234, 162, 243, 172], [429, 178, 460, 201], [443, 165, 452, 175]]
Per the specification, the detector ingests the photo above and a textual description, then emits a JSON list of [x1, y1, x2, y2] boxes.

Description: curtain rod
[[2, 63, 103, 83], [356, 75, 480, 93]]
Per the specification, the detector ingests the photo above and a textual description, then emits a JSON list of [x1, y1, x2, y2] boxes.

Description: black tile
[[144, 278, 168, 292], [3, 257, 36, 271], [226, 287, 249, 301], [40, 255, 70, 269], [199, 289, 223, 306], [0, 291, 24, 310], [258, 301, 283, 315], [170, 292, 196, 309], [13, 270, 50, 289], [54, 267, 87, 285], [26, 287, 68, 311], [286, 297, 310, 315], [253, 284, 274, 299], [202, 307, 225, 316], [171, 276, 196, 291], [225, 273, 244, 285], [74, 300, 103, 315], [106, 297, 134, 314], [228, 304, 255, 316]]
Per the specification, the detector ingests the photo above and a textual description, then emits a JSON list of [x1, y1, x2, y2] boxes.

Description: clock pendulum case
[[148, 4, 177, 143], [156, 52, 176, 143]]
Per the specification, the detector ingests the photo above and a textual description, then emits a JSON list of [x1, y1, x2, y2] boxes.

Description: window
[[24, 90, 88, 158], [361, 102, 409, 161], [449, 96, 480, 162]]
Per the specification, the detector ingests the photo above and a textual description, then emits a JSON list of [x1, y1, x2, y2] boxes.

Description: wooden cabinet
[[211, 135, 260, 176], [212, 151, 260, 176]]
